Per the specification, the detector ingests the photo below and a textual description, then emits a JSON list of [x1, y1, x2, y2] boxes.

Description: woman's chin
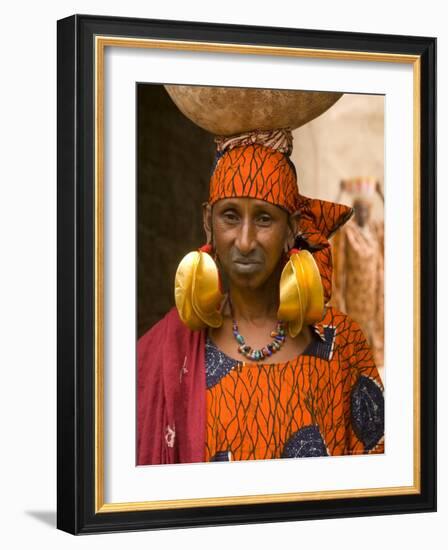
[[228, 271, 267, 291]]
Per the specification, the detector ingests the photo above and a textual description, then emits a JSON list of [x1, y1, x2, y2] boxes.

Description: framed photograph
[[57, 14, 436, 534]]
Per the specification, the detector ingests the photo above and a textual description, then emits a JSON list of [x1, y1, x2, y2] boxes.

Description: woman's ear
[[287, 210, 301, 248], [202, 202, 213, 243]]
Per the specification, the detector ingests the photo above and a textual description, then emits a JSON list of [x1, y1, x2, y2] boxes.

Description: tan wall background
[[291, 93, 384, 220]]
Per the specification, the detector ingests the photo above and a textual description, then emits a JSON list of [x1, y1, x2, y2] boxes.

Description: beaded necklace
[[229, 298, 287, 362]]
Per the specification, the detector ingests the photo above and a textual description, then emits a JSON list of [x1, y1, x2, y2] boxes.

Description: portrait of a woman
[[137, 87, 385, 465]]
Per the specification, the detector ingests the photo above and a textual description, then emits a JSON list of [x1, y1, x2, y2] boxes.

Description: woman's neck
[[226, 273, 280, 325]]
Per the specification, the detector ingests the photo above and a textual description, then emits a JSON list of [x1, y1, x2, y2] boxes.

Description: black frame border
[[57, 14, 436, 535]]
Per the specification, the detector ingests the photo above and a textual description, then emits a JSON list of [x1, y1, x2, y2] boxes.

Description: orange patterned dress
[[205, 307, 384, 462]]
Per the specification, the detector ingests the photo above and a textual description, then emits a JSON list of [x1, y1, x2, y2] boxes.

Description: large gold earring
[[174, 244, 224, 330], [278, 248, 324, 337]]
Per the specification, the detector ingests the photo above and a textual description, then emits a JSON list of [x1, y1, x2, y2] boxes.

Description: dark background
[[137, 84, 215, 337]]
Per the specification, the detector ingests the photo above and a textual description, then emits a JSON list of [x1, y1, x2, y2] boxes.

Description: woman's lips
[[233, 260, 262, 274]]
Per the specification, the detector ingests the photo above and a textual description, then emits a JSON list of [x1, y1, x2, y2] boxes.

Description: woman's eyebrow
[[252, 204, 279, 215], [219, 201, 240, 210]]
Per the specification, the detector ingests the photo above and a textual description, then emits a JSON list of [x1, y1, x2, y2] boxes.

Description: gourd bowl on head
[[164, 85, 343, 135]]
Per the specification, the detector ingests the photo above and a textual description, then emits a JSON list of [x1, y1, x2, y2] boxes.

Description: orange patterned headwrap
[[209, 144, 300, 214]]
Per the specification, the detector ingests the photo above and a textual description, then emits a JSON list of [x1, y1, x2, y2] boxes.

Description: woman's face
[[209, 198, 292, 290]]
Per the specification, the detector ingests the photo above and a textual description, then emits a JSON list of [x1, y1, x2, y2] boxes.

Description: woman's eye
[[223, 211, 238, 222], [258, 215, 272, 224]]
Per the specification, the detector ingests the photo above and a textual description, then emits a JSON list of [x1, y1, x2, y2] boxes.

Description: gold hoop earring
[[278, 248, 324, 337], [174, 244, 224, 330]]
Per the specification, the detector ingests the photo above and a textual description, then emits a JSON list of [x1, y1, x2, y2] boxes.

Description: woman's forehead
[[212, 197, 289, 214]]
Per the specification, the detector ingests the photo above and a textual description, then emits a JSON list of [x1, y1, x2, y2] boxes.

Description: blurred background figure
[[330, 177, 384, 368]]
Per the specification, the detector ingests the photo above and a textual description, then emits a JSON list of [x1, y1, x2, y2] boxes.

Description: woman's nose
[[235, 220, 256, 255]]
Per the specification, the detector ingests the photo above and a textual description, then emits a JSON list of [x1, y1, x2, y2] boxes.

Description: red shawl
[[137, 307, 206, 465]]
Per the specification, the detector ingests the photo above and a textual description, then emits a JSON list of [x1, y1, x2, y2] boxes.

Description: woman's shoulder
[[138, 307, 184, 344], [312, 306, 369, 355], [138, 306, 207, 359], [313, 306, 361, 334]]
